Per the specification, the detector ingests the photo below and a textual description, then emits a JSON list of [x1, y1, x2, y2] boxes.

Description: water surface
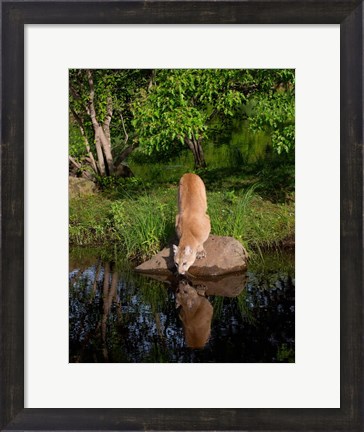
[[69, 250, 294, 363]]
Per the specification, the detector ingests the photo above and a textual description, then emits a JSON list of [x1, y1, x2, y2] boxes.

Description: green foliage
[[132, 69, 246, 156], [69, 196, 112, 245], [69, 119, 85, 158], [96, 175, 143, 193], [69, 69, 151, 164], [256, 152, 295, 202], [248, 91, 295, 154], [132, 69, 295, 161], [69, 68, 294, 178], [276, 343, 295, 362], [70, 118, 295, 256]]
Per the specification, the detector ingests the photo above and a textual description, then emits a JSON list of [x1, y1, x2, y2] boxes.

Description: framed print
[[1, 1, 363, 431], [27, 25, 338, 409]]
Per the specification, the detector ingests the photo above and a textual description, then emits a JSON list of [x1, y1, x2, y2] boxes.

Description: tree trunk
[[71, 70, 136, 178], [96, 126, 114, 175], [94, 130, 106, 176], [86, 69, 114, 175], [185, 136, 207, 168], [101, 96, 114, 175], [70, 108, 98, 175]]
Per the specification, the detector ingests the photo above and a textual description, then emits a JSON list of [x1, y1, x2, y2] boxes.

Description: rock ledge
[[135, 235, 248, 277]]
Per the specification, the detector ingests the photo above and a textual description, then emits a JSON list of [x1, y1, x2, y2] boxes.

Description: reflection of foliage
[[138, 278, 169, 314], [277, 343, 295, 363], [236, 292, 257, 325], [69, 251, 295, 363], [211, 296, 224, 320], [211, 291, 256, 325]]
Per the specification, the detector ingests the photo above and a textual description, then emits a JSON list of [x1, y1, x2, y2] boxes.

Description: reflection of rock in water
[[138, 270, 248, 349], [176, 281, 213, 349], [138, 271, 248, 298], [70, 252, 294, 362], [191, 272, 248, 298]]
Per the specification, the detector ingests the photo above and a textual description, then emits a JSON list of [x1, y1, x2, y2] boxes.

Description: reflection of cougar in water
[[176, 281, 213, 349], [173, 173, 211, 275]]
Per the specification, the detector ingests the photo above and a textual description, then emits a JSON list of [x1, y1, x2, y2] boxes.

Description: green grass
[[69, 179, 294, 262], [208, 186, 294, 257], [208, 186, 257, 241], [69, 195, 113, 246], [109, 194, 176, 260]]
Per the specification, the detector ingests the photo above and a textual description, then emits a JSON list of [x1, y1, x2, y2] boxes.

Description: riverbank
[[69, 183, 294, 261]]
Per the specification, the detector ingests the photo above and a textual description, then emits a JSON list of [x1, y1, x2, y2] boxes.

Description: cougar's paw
[[196, 284, 207, 296], [196, 249, 206, 260]]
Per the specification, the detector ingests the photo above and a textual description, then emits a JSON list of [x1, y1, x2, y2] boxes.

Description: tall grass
[[110, 195, 175, 260], [207, 185, 294, 257], [208, 186, 256, 244], [70, 184, 294, 260]]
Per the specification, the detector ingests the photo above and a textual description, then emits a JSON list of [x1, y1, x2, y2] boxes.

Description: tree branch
[[86, 69, 99, 129], [118, 142, 138, 162], [103, 96, 113, 143], [69, 156, 94, 180], [120, 112, 129, 146], [69, 155, 81, 170], [69, 84, 81, 101], [148, 69, 156, 91]]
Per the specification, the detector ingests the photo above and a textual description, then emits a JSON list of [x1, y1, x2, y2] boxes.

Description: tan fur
[[173, 173, 211, 274], [176, 282, 213, 349]]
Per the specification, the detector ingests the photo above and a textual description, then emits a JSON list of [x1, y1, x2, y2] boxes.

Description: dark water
[[69, 250, 294, 363]]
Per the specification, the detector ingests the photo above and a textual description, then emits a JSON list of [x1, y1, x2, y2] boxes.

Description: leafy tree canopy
[[69, 68, 294, 174], [131, 69, 295, 166], [69, 69, 151, 177], [69, 69, 150, 156]]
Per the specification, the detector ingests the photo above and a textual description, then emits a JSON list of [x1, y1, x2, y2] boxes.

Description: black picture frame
[[1, 1, 363, 431]]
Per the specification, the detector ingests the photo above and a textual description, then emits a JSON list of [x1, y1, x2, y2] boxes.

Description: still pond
[[69, 249, 294, 363]]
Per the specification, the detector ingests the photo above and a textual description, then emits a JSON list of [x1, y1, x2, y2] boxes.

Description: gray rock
[[135, 235, 248, 277], [69, 177, 98, 198]]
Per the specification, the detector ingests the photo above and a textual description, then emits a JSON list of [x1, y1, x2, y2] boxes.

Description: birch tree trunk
[[94, 129, 106, 176], [86, 69, 114, 175], [70, 70, 137, 178]]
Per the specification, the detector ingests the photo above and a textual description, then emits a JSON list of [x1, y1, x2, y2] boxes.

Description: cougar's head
[[173, 245, 196, 275]]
